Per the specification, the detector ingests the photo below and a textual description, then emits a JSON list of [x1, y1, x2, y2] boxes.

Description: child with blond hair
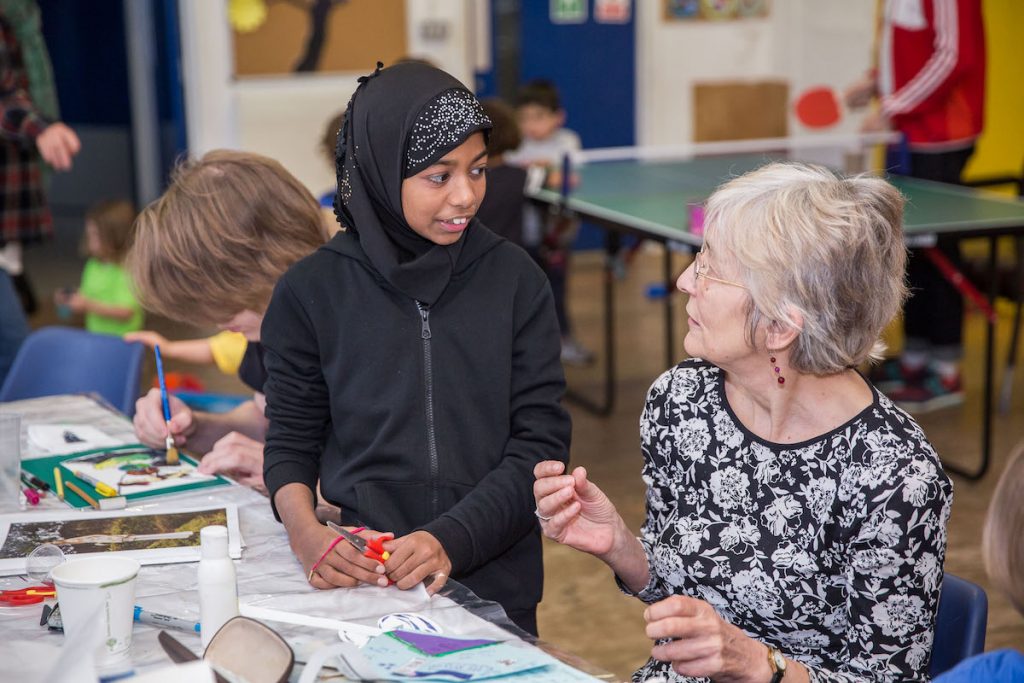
[[126, 150, 330, 490]]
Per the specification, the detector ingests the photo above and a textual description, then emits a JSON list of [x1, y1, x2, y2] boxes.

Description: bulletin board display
[[664, 0, 769, 22], [231, 0, 407, 77]]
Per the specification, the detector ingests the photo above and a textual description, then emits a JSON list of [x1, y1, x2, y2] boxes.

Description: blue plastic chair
[[0, 326, 144, 416], [930, 572, 989, 677]]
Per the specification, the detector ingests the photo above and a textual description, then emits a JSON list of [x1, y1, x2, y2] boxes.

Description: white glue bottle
[[198, 525, 238, 648]]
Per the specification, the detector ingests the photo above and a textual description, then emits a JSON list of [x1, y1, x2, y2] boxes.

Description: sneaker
[[867, 358, 927, 392], [560, 337, 595, 366], [888, 371, 964, 414]]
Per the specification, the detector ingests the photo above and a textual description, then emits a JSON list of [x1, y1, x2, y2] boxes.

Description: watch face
[[772, 650, 787, 671]]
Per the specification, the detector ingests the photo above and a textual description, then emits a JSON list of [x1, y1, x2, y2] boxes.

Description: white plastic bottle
[[197, 525, 238, 647]]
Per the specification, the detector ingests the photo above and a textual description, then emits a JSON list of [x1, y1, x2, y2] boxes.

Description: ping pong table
[[534, 148, 1024, 480]]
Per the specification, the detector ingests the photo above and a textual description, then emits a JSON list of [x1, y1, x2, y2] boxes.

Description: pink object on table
[[688, 202, 705, 236]]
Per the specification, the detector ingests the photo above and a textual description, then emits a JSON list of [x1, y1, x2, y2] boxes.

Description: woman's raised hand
[[532, 461, 624, 558]]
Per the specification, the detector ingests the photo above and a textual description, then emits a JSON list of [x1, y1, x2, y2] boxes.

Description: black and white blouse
[[623, 360, 953, 683]]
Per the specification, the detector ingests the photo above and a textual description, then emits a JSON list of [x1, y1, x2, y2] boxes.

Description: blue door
[[489, 1, 636, 249], [518, 1, 635, 150]]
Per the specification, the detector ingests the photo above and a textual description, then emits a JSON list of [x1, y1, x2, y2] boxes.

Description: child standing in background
[[318, 110, 345, 209], [475, 98, 527, 247], [506, 79, 592, 366], [54, 199, 143, 335]]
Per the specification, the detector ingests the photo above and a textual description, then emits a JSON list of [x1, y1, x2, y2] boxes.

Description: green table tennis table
[[535, 152, 1024, 480]]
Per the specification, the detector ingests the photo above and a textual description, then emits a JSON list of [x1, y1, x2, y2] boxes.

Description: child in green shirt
[[54, 200, 143, 335]]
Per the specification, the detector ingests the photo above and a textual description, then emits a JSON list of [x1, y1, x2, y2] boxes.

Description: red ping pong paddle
[[794, 86, 842, 129]]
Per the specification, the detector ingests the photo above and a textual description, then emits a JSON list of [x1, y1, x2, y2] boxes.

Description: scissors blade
[[325, 521, 368, 553]]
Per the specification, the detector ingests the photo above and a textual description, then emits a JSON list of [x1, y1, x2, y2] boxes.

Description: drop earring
[[770, 354, 785, 386]]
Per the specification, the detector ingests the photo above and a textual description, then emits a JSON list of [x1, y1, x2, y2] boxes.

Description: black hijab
[[333, 62, 492, 305]]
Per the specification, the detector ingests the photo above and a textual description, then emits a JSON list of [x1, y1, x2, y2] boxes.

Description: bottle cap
[[200, 525, 229, 559]]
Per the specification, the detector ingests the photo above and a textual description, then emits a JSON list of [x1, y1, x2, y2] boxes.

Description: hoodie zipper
[[416, 301, 440, 517]]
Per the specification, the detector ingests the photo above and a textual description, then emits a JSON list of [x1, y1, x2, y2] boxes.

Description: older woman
[[534, 162, 952, 683]]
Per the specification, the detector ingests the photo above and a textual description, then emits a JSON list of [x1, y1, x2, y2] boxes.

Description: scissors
[[0, 585, 56, 606], [326, 521, 390, 563]]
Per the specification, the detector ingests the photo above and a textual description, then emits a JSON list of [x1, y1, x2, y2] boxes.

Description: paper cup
[[51, 556, 140, 667]]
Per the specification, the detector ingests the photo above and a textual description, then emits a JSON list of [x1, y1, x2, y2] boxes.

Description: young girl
[[54, 200, 143, 336], [262, 62, 572, 635]]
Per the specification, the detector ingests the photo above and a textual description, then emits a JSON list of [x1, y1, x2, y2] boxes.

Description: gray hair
[[705, 161, 908, 375]]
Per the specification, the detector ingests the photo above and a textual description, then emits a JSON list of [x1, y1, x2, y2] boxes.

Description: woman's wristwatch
[[767, 645, 787, 682]]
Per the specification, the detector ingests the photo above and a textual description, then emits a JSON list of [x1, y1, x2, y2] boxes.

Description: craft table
[[0, 395, 616, 682]]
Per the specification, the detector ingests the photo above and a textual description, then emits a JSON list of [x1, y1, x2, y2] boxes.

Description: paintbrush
[[154, 345, 179, 465]]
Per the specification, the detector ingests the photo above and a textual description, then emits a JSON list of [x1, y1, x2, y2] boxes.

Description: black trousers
[[898, 146, 976, 356]]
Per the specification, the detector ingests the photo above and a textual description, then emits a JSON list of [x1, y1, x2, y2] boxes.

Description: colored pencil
[[53, 467, 64, 501], [64, 480, 100, 510]]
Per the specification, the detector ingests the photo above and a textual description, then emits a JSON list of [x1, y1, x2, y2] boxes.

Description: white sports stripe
[[882, 0, 959, 116]]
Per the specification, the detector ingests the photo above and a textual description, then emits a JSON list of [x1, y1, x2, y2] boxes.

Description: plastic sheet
[[1, 485, 607, 681]]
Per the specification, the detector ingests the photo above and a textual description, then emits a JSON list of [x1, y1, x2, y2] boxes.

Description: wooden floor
[[21, 237, 1024, 681]]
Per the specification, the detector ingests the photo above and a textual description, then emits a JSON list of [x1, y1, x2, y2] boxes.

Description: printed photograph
[[0, 508, 227, 559]]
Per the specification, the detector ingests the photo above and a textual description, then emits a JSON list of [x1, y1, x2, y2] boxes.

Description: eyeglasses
[[694, 247, 747, 289]]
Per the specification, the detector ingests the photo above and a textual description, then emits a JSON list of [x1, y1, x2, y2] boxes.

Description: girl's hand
[[382, 531, 451, 595], [646, 595, 777, 683], [300, 524, 393, 590], [533, 461, 624, 558]]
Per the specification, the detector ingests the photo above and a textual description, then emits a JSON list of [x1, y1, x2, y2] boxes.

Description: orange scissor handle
[[364, 535, 391, 562], [0, 586, 55, 606]]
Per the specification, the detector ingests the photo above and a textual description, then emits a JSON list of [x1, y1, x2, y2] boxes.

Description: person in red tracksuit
[[845, 0, 985, 413]]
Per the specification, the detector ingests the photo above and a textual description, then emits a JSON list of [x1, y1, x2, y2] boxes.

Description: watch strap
[[767, 645, 786, 683]]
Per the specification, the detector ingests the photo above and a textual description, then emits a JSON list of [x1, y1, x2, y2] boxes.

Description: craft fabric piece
[[358, 634, 555, 681], [387, 630, 497, 657]]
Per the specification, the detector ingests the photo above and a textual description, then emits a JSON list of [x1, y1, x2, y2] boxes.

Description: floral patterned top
[[624, 360, 953, 683]]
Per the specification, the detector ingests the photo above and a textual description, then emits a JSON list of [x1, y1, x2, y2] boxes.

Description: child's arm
[[68, 292, 136, 321], [540, 132, 583, 191], [124, 331, 217, 365]]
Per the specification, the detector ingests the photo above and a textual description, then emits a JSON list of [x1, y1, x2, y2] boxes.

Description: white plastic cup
[[0, 413, 21, 508], [51, 556, 141, 667]]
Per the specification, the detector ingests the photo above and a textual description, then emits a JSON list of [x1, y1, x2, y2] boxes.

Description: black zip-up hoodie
[[261, 227, 571, 618]]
